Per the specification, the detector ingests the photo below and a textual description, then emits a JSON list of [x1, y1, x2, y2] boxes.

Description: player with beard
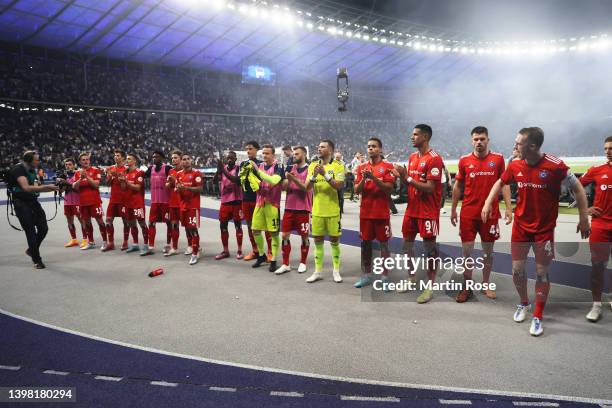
[[214, 151, 244, 260], [119, 153, 149, 255], [579, 136, 612, 322], [275, 146, 312, 275], [61, 157, 86, 248], [450, 126, 513, 302], [73, 152, 108, 251], [143, 151, 172, 255], [482, 127, 590, 336], [103, 149, 129, 251], [164, 150, 183, 256]]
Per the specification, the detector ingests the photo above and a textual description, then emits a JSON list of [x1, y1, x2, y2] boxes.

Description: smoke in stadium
[[1, 1, 611, 407]]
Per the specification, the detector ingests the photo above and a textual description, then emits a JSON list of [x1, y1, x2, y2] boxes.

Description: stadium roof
[[0, 0, 610, 86]]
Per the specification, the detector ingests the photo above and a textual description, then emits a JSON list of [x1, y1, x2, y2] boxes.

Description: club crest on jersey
[[539, 170, 549, 179], [488, 161, 495, 167], [420, 162, 426, 168], [378, 168, 384, 174]]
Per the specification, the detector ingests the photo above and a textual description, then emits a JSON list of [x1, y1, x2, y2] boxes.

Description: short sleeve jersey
[[500, 154, 569, 233], [168, 168, 181, 208], [405, 150, 444, 219], [455, 151, 505, 220], [76, 167, 102, 207], [124, 168, 145, 209], [355, 160, 396, 219], [307, 160, 346, 217], [106, 165, 127, 205], [177, 169, 203, 210], [580, 163, 612, 226]]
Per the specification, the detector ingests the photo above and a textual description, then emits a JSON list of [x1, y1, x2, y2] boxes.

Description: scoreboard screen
[[241, 64, 276, 86]]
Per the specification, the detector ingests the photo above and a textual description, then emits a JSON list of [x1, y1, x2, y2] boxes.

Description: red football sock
[[172, 226, 179, 249], [534, 281, 551, 319], [130, 226, 139, 244], [248, 228, 258, 254], [68, 224, 76, 239], [221, 230, 229, 252], [141, 225, 149, 245], [513, 272, 529, 305], [265, 231, 272, 254], [236, 228, 243, 252], [87, 224, 94, 242], [282, 239, 291, 265], [148, 224, 156, 247], [300, 242, 309, 264], [81, 224, 87, 240], [106, 223, 114, 244], [123, 224, 129, 243]]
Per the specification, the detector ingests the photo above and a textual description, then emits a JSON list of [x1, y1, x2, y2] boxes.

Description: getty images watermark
[[370, 254, 495, 292]]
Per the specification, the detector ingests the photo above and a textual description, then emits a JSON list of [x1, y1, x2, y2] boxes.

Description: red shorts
[[106, 203, 125, 218], [511, 224, 555, 265], [460, 216, 500, 242], [125, 207, 145, 221], [360, 218, 392, 242], [242, 201, 256, 222], [402, 215, 439, 240], [181, 208, 200, 228], [281, 211, 310, 235], [589, 222, 612, 262], [169, 206, 181, 222], [64, 205, 79, 217], [80, 204, 104, 220], [149, 203, 169, 223], [219, 203, 243, 223]]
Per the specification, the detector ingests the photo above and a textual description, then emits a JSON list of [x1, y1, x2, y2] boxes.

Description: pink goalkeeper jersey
[[150, 164, 170, 204], [220, 164, 242, 204], [285, 165, 312, 212], [255, 162, 283, 208], [64, 172, 79, 206]]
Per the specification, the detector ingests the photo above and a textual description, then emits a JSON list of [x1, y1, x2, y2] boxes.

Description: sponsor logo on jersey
[[602, 174, 609, 179], [430, 168, 440, 177], [518, 181, 547, 189], [601, 184, 612, 191], [517, 171, 523, 177], [470, 171, 496, 178], [468, 164, 475, 169], [195, 176, 202, 182]]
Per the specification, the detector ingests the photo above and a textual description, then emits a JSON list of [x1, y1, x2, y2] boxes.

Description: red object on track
[[148, 268, 164, 278]]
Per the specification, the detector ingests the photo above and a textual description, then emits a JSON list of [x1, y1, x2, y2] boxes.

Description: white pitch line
[[0, 365, 21, 371], [151, 381, 178, 387], [94, 375, 123, 382], [340, 395, 400, 402], [43, 370, 69, 376], [209, 386, 237, 392], [513, 402, 559, 407], [270, 391, 304, 398], [440, 399, 473, 405], [2, 308, 611, 407]]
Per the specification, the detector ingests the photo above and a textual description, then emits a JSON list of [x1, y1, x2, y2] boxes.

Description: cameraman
[[9, 151, 59, 269]]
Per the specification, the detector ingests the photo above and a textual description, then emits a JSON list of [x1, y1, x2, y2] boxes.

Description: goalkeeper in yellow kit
[[305, 139, 345, 283]]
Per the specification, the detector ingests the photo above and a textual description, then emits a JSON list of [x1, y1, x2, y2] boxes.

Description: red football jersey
[[168, 168, 181, 208], [455, 151, 505, 220], [76, 167, 102, 206], [106, 164, 127, 205], [580, 162, 612, 226], [177, 169, 203, 210], [355, 160, 396, 219], [124, 168, 145, 209], [405, 150, 444, 219], [501, 154, 569, 233]]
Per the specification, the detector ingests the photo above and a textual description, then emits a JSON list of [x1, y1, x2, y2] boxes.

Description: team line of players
[[59, 125, 612, 337]]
